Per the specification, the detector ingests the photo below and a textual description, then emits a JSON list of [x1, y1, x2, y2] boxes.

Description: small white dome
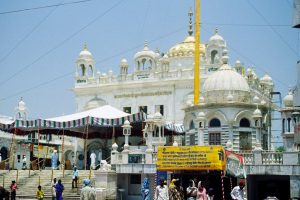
[[154, 112, 162, 119], [112, 143, 118, 149], [134, 41, 156, 60], [17, 97, 27, 111], [208, 28, 225, 46], [197, 112, 206, 121], [253, 108, 262, 118], [124, 120, 130, 125], [79, 44, 93, 59], [253, 96, 260, 104], [235, 60, 241, 65], [227, 94, 234, 102], [120, 58, 128, 64], [283, 91, 293, 107], [260, 74, 273, 85], [197, 111, 205, 118]]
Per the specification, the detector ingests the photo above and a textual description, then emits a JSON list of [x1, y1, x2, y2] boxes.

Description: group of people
[[154, 178, 215, 200], [153, 178, 247, 200]]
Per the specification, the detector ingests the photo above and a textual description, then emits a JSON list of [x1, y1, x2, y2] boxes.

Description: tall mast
[[194, 0, 200, 105]]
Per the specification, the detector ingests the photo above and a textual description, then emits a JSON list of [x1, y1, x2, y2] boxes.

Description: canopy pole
[[112, 125, 115, 144], [84, 125, 89, 170], [194, 0, 200, 105], [62, 129, 65, 177], [9, 128, 17, 170], [221, 170, 225, 200], [37, 128, 40, 170]]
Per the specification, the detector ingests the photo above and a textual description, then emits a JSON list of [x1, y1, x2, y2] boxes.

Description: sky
[[0, 0, 298, 120]]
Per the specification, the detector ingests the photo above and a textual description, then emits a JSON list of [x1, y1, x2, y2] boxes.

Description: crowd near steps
[[0, 169, 95, 199]]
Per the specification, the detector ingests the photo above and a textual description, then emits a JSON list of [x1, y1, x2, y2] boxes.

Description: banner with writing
[[156, 146, 226, 171]]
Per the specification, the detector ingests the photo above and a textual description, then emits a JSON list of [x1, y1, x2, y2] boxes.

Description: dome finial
[[144, 40, 148, 47], [215, 27, 219, 34], [83, 43, 88, 50], [188, 7, 193, 36]]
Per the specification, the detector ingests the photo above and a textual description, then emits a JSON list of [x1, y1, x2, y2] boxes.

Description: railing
[[262, 152, 283, 164], [240, 152, 254, 165]]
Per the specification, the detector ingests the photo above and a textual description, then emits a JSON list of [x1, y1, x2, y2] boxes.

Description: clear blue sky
[[0, 0, 298, 119]]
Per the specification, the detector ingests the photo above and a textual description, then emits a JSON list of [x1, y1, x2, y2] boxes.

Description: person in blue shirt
[[51, 150, 58, 170], [72, 166, 79, 188]]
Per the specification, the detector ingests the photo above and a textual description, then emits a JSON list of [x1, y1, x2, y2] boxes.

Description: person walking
[[230, 180, 245, 200], [10, 180, 17, 200], [36, 185, 44, 200], [72, 166, 79, 188], [154, 179, 169, 200], [80, 179, 96, 200], [186, 179, 197, 200], [197, 181, 207, 200], [55, 179, 64, 200], [141, 177, 151, 200], [52, 178, 57, 200], [169, 178, 184, 200]]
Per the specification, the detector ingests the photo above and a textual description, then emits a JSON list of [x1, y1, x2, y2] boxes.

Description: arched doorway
[[0, 147, 8, 160], [64, 150, 74, 169]]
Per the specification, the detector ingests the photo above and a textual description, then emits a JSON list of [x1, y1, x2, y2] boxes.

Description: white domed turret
[[76, 44, 95, 78], [283, 90, 294, 107], [208, 28, 225, 46], [252, 108, 262, 119], [79, 45, 93, 59], [207, 28, 227, 64], [260, 73, 273, 86], [134, 41, 157, 71], [15, 97, 28, 120], [119, 58, 129, 76]]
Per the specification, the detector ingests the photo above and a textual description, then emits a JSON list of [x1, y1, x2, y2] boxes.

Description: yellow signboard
[[156, 146, 225, 171]]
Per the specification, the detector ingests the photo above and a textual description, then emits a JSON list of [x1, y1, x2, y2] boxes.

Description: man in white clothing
[[154, 179, 169, 200], [230, 180, 245, 200], [90, 152, 96, 170]]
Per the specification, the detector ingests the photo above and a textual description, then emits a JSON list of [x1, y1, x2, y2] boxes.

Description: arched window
[[88, 65, 93, 76], [282, 119, 285, 133], [240, 118, 250, 127], [80, 64, 86, 76], [190, 120, 195, 129], [199, 122, 203, 128], [211, 50, 218, 64], [209, 118, 221, 127], [288, 118, 291, 132]]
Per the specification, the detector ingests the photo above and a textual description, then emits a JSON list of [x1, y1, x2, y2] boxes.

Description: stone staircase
[[0, 170, 95, 199]]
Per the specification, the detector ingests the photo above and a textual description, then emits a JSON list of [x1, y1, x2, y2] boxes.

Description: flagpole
[[194, 0, 200, 105]]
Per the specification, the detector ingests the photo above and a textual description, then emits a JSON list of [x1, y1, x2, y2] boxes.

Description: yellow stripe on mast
[[194, 0, 200, 105]]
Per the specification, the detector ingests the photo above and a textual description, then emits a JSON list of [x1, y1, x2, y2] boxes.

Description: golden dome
[[168, 36, 205, 57]]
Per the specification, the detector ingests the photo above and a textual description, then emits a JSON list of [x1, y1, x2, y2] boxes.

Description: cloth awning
[[0, 105, 145, 131]]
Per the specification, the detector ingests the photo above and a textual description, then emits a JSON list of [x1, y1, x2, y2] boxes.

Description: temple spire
[[188, 7, 193, 36]]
